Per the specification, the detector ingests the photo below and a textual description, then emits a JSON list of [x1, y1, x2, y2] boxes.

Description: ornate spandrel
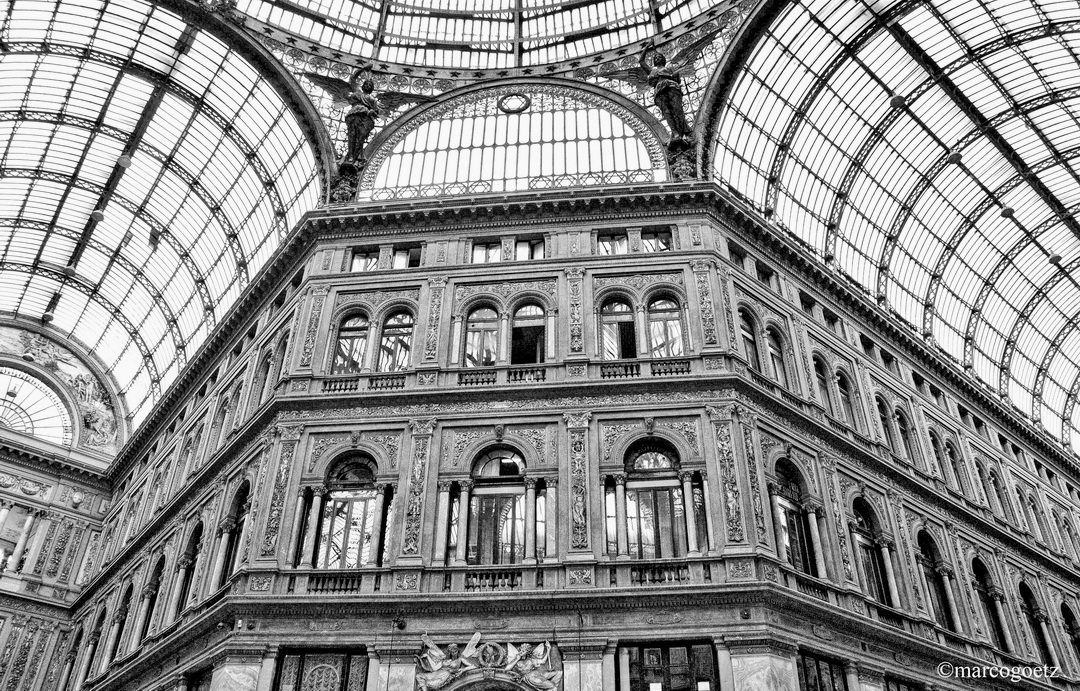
[[416, 632, 563, 691]]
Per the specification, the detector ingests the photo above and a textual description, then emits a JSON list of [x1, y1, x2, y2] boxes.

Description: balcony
[[599, 362, 640, 379], [368, 373, 406, 390]]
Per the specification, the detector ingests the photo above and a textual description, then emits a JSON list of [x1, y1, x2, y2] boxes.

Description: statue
[[604, 29, 721, 148], [303, 69, 437, 166], [415, 632, 481, 691], [506, 643, 563, 691]]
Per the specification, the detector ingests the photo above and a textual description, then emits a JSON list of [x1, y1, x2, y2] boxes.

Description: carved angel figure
[[304, 70, 436, 164], [603, 29, 721, 143], [506, 642, 563, 691], [415, 632, 481, 691]]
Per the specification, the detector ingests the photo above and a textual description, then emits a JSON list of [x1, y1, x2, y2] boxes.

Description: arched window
[[466, 448, 528, 565], [1060, 517, 1079, 562], [105, 584, 133, 665], [510, 304, 546, 365], [877, 397, 897, 454], [314, 456, 388, 569], [176, 523, 203, 616], [896, 410, 917, 462], [765, 327, 789, 388], [916, 531, 954, 631], [220, 482, 250, 585], [1020, 583, 1053, 665], [1028, 496, 1049, 544], [332, 314, 369, 374], [140, 556, 165, 644], [1017, 488, 1037, 535], [646, 298, 684, 357], [946, 441, 967, 495], [972, 558, 1006, 650], [836, 371, 857, 425], [974, 463, 992, 511], [852, 498, 891, 606], [814, 357, 834, 416], [211, 401, 230, 452], [600, 299, 636, 360], [251, 350, 274, 409], [1061, 604, 1080, 666], [464, 307, 499, 367], [87, 608, 108, 677], [612, 440, 705, 560], [773, 459, 816, 577], [739, 308, 761, 372], [988, 471, 1012, 520], [378, 312, 414, 372]]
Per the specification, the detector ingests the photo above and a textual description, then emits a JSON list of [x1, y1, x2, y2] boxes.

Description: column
[[432, 482, 452, 564], [843, 662, 860, 691], [6, 509, 36, 572], [805, 503, 828, 580], [545, 310, 556, 361], [877, 537, 902, 609], [454, 481, 473, 565], [498, 311, 510, 364], [602, 643, 617, 691], [635, 305, 648, 357], [989, 588, 1016, 652], [367, 484, 388, 566], [302, 486, 327, 566], [613, 474, 629, 558], [544, 477, 558, 560], [57, 649, 77, 691], [848, 523, 866, 589], [0, 500, 12, 534], [1034, 609, 1061, 669], [167, 555, 192, 622], [700, 473, 715, 553], [618, 647, 631, 691], [713, 640, 735, 691], [73, 631, 100, 689], [450, 317, 462, 365], [769, 485, 787, 562], [234, 502, 252, 570], [129, 582, 156, 650], [210, 516, 237, 590], [256, 649, 279, 691], [98, 608, 125, 674], [287, 491, 306, 566], [24, 509, 54, 573], [524, 478, 537, 564], [936, 564, 963, 634], [679, 472, 700, 555]]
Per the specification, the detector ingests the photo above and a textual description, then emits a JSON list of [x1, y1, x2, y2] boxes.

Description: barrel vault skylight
[[0, 0, 321, 430], [714, 0, 1080, 452]]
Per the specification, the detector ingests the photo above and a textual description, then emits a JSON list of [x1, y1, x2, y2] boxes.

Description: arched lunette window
[[314, 456, 389, 569], [852, 498, 891, 606], [604, 440, 706, 560], [814, 357, 834, 416], [332, 314, 369, 374], [601, 299, 636, 360], [739, 308, 761, 372], [510, 304, 546, 365], [466, 448, 528, 565], [916, 531, 955, 632], [464, 307, 499, 367], [765, 328, 788, 388], [1019, 583, 1053, 665], [646, 298, 684, 357], [378, 312, 414, 372], [972, 558, 1007, 650]]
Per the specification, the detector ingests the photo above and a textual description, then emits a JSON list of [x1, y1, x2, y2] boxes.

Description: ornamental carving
[[335, 288, 421, 311], [249, 576, 271, 591], [567, 566, 592, 586], [726, 558, 753, 580], [602, 422, 639, 460], [568, 428, 589, 550], [566, 270, 585, 353], [593, 272, 682, 295], [716, 265, 738, 350], [822, 463, 853, 582], [424, 280, 446, 362], [453, 279, 557, 309], [690, 262, 718, 345], [739, 422, 768, 544], [299, 287, 329, 367], [260, 440, 296, 557], [514, 426, 553, 465], [365, 432, 401, 469], [402, 422, 436, 555], [446, 429, 486, 468], [308, 433, 350, 472], [416, 633, 563, 691], [712, 419, 744, 543]]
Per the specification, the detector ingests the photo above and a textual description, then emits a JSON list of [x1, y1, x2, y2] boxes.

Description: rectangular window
[[799, 291, 817, 316], [603, 320, 637, 360], [598, 233, 628, 255], [473, 241, 501, 263], [755, 262, 776, 288], [859, 540, 888, 604], [823, 309, 843, 337], [884, 677, 917, 691], [641, 230, 672, 252], [392, 246, 422, 268], [625, 643, 718, 691], [626, 486, 688, 559], [350, 250, 378, 272], [515, 239, 545, 260], [796, 652, 848, 691], [727, 240, 747, 269], [467, 493, 526, 565]]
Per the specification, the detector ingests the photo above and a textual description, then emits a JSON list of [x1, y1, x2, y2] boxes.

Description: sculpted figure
[[415, 632, 481, 691], [304, 69, 436, 164], [506, 642, 563, 691]]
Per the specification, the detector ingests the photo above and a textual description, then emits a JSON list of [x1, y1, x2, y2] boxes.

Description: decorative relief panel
[[335, 288, 421, 312], [602, 422, 639, 461], [299, 286, 329, 367], [706, 406, 744, 543], [593, 272, 682, 296], [739, 421, 768, 545], [260, 440, 297, 558], [689, 260, 718, 346], [566, 268, 585, 354], [402, 418, 436, 556], [424, 278, 447, 362], [564, 412, 591, 550], [444, 428, 487, 468], [453, 279, 557, 310], [659, 420, 700, 454]]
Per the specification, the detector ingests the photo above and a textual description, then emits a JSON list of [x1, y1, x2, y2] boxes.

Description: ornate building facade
[[0, 0, 1078, 690]]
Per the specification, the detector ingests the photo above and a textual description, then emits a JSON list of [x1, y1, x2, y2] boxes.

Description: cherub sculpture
[[603, 29, 721, 146], [415, 632, 481, 691], [304, 69, 436, 165], [506, 642, 563, 691]]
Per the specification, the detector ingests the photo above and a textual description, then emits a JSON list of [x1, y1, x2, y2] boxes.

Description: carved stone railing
[[630, 560, 690, 586], [508, 366, 546, 383], [794, 574, 829, 601], [458, 369, 498, 386], [650, 358, 692, 376], [322, 376, 362, 393], [463, 567, 522, 591], [599, 362, 641, 379], [307, 569, 385, 594], [368, 373, 406, 390]]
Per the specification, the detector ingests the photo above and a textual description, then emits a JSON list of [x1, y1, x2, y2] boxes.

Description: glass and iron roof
[[0, 0, 321, 431], [714, 0, 1080, 453]]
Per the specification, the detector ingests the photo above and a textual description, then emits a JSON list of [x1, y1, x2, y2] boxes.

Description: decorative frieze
[[402, 418, 437, 556], [260, 440, 297, 558], [424, 277, 447, 362], [739, 420, 768, 545], [706, 405, 744, 543], [299, 286, 329, 367], [564, 412, 591, 550], [454, 279, 557, 307], [593, 272, 682, 295], [566, 268, 585, 354], [690, 260, 718, 346]]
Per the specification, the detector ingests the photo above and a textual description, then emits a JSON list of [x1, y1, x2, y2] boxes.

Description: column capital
[[523, 477, 538, 489], [563, 411, 592, 428], [611, 473, 627, 486], [176, 554, 194, 571], [311, 484, 329, 497], [0, 499, 13, 510], [934, 562, 955, 578], [678, 470, 694, 483], [409, 417, 438, 435], [64, 649, 78, 662], [802, 500, 825, 518], [544, 476, 558, 486], [113, 608, 128, 623], [458, 480, 474, 492], [987, 585, 1006, 601], [437, 481, 453, 492], [1033, 607, 1050, 623], [874, 535, 894, 550], [219, 516, 238, 534], [87, 631, 101, 645], [141, 583, 158, 600], [564, 267, 585, 279]]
